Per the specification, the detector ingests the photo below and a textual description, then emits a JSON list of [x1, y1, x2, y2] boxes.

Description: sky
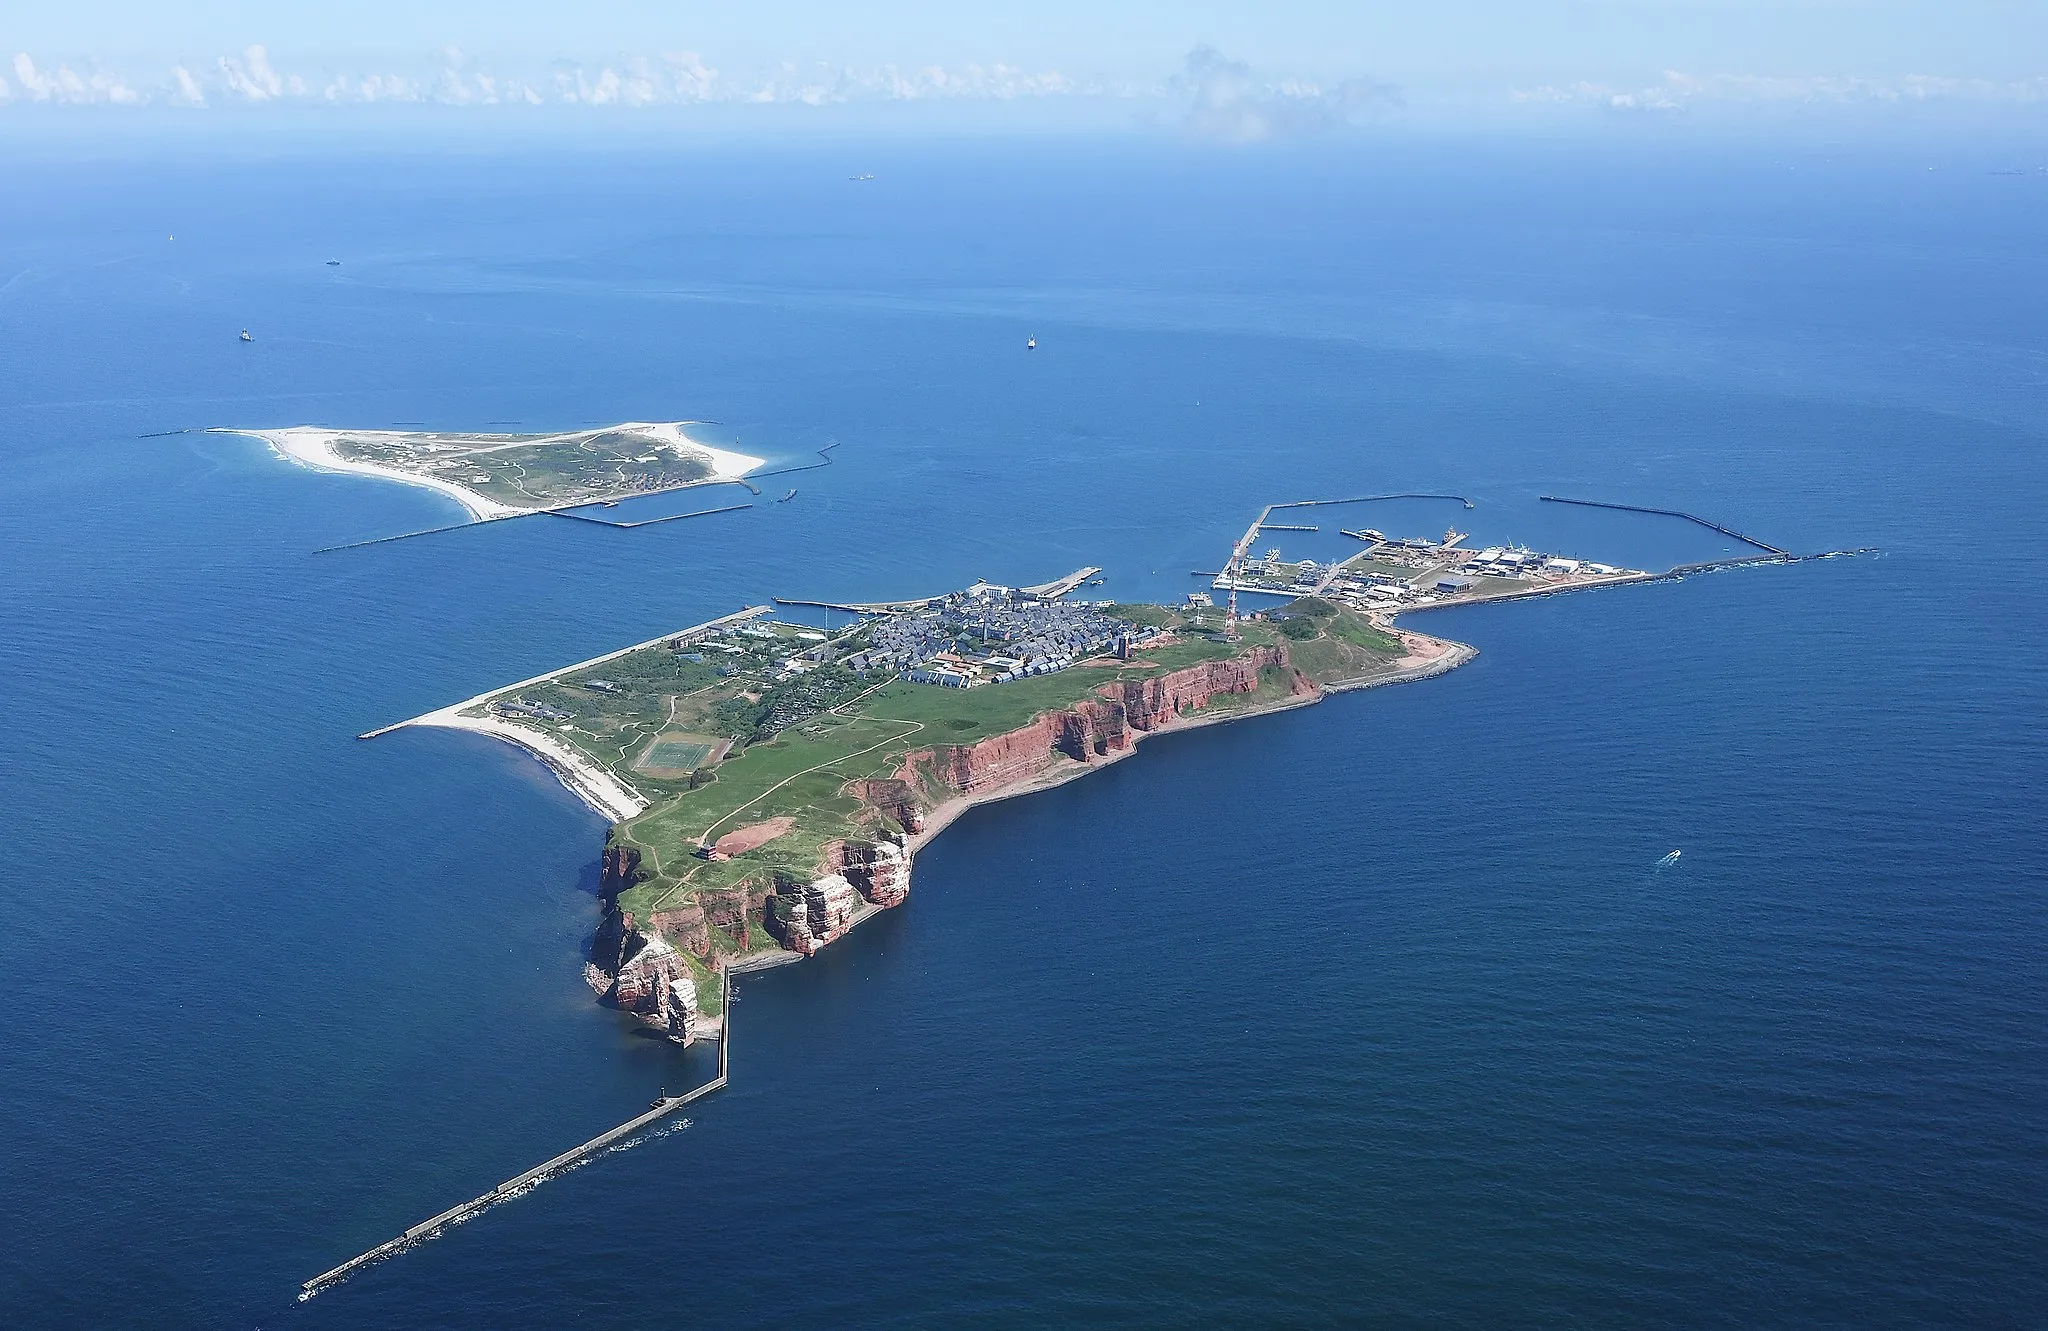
[[4, 0, 2046, 138]]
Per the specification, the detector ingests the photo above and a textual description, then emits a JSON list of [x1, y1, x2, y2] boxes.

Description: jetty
[[301, 970, 732, 1298], [1020, 566, 1103, 599], [1538, 495, 1790, 557]]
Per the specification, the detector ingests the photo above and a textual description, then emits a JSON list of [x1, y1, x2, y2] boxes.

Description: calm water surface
[[0, 138, 2043, 1326]]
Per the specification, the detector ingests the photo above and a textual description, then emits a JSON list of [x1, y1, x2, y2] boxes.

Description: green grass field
[[524, 595, 1414, 938], [636, 734, 719, 775], [333, 427, 719, 510]]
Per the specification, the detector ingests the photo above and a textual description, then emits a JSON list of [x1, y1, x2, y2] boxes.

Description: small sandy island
[[216, 422, 764, 523]]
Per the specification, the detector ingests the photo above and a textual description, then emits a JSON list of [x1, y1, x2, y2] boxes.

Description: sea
[[0, 131, 2044, 1327]]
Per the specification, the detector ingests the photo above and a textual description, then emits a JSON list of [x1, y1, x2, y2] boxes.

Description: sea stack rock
[[767, 871, 863, 955], [837, 839, 910, 908], [586, 904, 696, 1044]]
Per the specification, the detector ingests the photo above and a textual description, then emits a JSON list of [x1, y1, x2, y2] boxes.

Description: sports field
[[635, 733, 728, 777]]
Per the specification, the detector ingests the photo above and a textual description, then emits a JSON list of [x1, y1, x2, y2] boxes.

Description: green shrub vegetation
[[509, 600, 1438, 948], [1105, 603, 1176, 628]]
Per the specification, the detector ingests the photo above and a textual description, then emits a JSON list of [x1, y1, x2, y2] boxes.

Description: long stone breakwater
[[1537, 494, 1791, 557], [300, 968, 732, 1299]]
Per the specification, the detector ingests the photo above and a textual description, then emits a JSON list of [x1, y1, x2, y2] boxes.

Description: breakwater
[[301, 969, 733, 1298], [546, 503, 753, 530], [314, 480, 761, 553], [742, 439, 841, 484], [1538, 494, 1790, 556], [1268, 492, 1476, 511]]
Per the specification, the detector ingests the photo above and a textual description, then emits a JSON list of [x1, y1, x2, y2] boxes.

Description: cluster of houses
[[851, 585, 1148, 689]]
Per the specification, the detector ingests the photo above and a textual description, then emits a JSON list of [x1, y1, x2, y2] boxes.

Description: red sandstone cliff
[[901, 645, 1313, 796], [586, 903, 698, 1042], [604, 644, 1314, 986]]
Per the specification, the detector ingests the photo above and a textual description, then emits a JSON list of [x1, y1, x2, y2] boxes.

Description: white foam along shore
[[216, 422, 764, 523]]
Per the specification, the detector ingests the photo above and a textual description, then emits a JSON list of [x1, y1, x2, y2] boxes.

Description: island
[[218, 421, 762, 521], [309, 496, 1872, 1297], [365, 511, 1696, 1046]]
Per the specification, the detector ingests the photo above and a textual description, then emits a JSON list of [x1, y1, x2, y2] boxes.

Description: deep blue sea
[[1, 135, 2044, 1327]]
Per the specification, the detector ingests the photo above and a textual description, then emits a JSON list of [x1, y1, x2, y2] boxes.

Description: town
[[848, 583, 1153, 688]]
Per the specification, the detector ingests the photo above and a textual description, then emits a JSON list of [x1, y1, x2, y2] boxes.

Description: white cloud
[[1173, 46, 1398, 143], [0, 45, 1084, 112], [216, 44, 283, 101], [1516, 69, 2048, 113], [9, 52, 139, 104], [169, 65, 205, 106], [321, 72, 421, 103]]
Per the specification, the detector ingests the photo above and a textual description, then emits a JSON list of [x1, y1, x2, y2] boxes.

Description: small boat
[[325, 259, 341, 266], [238, 329, 253, 342], [778, 489, 798, 503], [1026, 337, 1037, 350]]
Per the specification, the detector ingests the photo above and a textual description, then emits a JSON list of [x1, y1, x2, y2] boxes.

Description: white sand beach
[[412, 706, 651, 824], [218, 421, 764, 522], [635, 421, 764, 480], [218, 426, 524, 521], [360, 606, 773, 824]]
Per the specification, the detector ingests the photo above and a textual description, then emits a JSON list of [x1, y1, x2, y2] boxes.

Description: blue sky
[[5, 0, 2046, 134]]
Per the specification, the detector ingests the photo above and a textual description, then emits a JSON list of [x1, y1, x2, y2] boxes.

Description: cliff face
[[851, 778, 924, 834], [598, 640, 1313, 1003], [586, 904, 697, 1042], [906, 646, 1311, 796], [599, 845, 645, 903], [1108, 646, 1310, 730], [766, 870, 863, 956]]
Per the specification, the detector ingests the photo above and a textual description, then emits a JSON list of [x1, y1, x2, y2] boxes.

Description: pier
[[301, 970, 732, 1298], [1538, 495, 1789, 557], [1020, 566, 1103, 599]]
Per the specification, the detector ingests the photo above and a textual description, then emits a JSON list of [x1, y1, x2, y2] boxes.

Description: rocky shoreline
[[583, 625, 1476, 1039]]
